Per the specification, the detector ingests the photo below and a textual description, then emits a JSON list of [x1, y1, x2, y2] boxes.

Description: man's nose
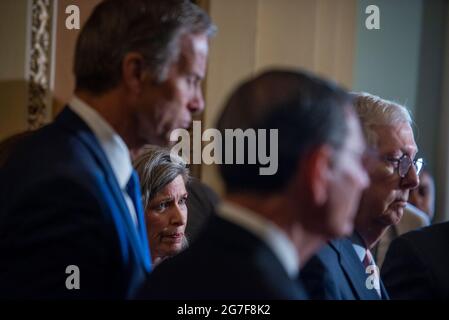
[[401, 164, 420, 190]]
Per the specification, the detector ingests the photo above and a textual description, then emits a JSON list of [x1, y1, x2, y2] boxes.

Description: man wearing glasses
[[301, 92, 420, 300]]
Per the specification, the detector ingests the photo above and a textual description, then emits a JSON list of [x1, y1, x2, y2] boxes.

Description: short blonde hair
[[351, 92, 413, 146]]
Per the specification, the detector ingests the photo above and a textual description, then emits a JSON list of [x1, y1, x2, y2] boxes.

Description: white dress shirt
[[218, 201, 300, 279], [350, 232, 368, 263], [69, 96, 138, 226]]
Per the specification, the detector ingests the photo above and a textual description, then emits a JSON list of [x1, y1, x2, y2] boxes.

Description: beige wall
[[202, 0, 357, 195], [53, 0, 102, 115], [0, 0, 102, 140], [0, 0, 29, 141], [0, 0, 358, 194]]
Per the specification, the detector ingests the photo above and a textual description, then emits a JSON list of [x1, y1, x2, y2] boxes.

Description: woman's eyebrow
[[153, 195, 174, 203]]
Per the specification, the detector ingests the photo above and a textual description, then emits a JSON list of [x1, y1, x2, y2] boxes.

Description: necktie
[[363, 249, 373, 268], [363, 249, 381, 298]]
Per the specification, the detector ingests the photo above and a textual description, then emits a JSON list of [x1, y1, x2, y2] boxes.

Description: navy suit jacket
[[139, 215, 308, 300], [0, 107, 151, 299], [382, 222, 449, 299], [301, 238, 389, 300]]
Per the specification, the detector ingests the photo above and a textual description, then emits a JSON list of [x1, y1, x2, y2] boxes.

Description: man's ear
[[304, 145, 334, 206], [122, 52, 147, 94]]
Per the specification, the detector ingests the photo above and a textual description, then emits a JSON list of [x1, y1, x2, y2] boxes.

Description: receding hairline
[[350, 91, 414, 147], [351, 92, 412, 124], [73, 0, 216, 94]]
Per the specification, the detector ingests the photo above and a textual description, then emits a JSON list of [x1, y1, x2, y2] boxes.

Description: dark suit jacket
[[301, 238, 389, 300], [139, 215, 308, 300], [381, 222, 449, 299], [185, 178, 220, 242], [0, 107, 151, 299]]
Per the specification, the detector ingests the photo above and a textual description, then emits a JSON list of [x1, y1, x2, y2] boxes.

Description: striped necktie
[[363, 249, 381, 298]]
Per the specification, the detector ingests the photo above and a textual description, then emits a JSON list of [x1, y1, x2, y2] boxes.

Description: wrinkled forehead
[[176, 33, 209, 71], [178, 33, 209, 59], [371, 122, 418, 156]]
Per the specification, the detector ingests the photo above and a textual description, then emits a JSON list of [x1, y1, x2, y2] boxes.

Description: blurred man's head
[[74, 0, 216, 147], [352, 93, 420, 246], [217, 70, 369, 240], [409, 169, 435, 221]]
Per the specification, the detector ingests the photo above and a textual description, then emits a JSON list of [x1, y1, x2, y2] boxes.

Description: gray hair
[[351, 92, 413, 147], [133, 145, 189, 211], [74, 0, 216, 94]]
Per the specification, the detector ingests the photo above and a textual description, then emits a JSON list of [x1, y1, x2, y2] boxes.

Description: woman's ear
[[122, 52, 147, 94], [305, 145, 334, 206]]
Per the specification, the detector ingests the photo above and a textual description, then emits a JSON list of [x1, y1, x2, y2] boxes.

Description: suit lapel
[[331, 239, 380, 300], [102, 171, 150, 271], [55, 107, 150, 272], [129, 170, 152, 271]]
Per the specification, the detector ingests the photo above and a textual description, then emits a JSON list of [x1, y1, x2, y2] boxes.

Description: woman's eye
[[155, 202, 168, 211], [179, 197, 187, 206]]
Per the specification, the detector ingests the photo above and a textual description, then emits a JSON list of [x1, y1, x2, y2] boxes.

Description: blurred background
[[1, 0, 448, 221]]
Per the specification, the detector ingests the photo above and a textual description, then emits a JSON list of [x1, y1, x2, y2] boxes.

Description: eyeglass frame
[[383, 154, 424, 178]]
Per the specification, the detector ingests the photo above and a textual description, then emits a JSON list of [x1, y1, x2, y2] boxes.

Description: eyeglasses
[[384, 154, 424, 178]]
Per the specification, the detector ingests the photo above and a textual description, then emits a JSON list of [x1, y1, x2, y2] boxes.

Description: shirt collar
[[350, 231, 367, 262], [218, 201, 300, 279], [69, 96, 133, 189]]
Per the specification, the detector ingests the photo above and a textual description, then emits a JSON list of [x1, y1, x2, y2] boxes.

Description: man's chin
[[380, 208, 404, 226]]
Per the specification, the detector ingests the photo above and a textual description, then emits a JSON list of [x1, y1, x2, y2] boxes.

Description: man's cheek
[[371, 164, 393, 179]]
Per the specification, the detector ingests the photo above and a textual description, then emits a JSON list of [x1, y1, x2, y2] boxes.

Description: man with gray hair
[[0, 0, 215, 298], [138, 69, 369, 299], [301, 92, 421, 300]]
